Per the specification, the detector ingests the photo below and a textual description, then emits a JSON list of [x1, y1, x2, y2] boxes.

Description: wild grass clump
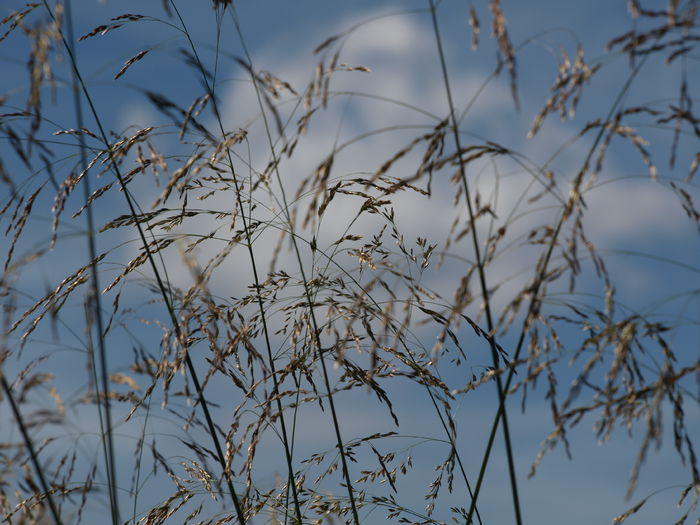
[[0, 1, 698, 524]]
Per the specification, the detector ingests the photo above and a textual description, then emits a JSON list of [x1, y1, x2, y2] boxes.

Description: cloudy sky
[[1, 1, 698, 524]]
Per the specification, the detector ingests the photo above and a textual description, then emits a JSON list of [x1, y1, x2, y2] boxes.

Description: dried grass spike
[[469, 6, 480, 50], [490, 0, 519, 109], [114, 49, 150, 80]]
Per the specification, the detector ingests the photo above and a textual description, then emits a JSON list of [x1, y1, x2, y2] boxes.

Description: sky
[[0, 1, 699, 525]]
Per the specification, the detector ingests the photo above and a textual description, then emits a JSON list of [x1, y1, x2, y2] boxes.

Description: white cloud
[[584, 177, 689, 242]]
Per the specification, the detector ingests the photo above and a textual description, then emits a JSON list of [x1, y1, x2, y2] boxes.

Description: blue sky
[[1, 1, 699, 524]]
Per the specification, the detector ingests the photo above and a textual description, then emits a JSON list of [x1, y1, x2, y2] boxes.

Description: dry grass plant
[[0, 1, 699, 524]]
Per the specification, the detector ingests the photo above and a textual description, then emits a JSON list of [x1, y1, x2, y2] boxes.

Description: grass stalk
[[168, 2, 304, 522], [228, 6, 361, 523], [0, 370, 63, 525], [39, 2, 246, 522], [63, 1, 120, 522], [464, 54, 648, 525], [427, 2, 523, 523], [3, 3, 696, 524]]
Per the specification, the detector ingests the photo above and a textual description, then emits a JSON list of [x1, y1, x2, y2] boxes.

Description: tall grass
[[0, 1, 698, 524]]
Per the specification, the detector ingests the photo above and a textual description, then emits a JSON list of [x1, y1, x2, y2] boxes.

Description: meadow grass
[[0, 1, 699, 524]]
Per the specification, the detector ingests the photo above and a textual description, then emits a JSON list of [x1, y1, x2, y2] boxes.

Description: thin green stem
[[168, 2, 303, 522], [63, 1, 120, 522], [464, 52, 647, 525], [428, 2, 523, 524], [40, 3, 246, 523], [0, 371, 63, 525], [229, 6, 361, 524]]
